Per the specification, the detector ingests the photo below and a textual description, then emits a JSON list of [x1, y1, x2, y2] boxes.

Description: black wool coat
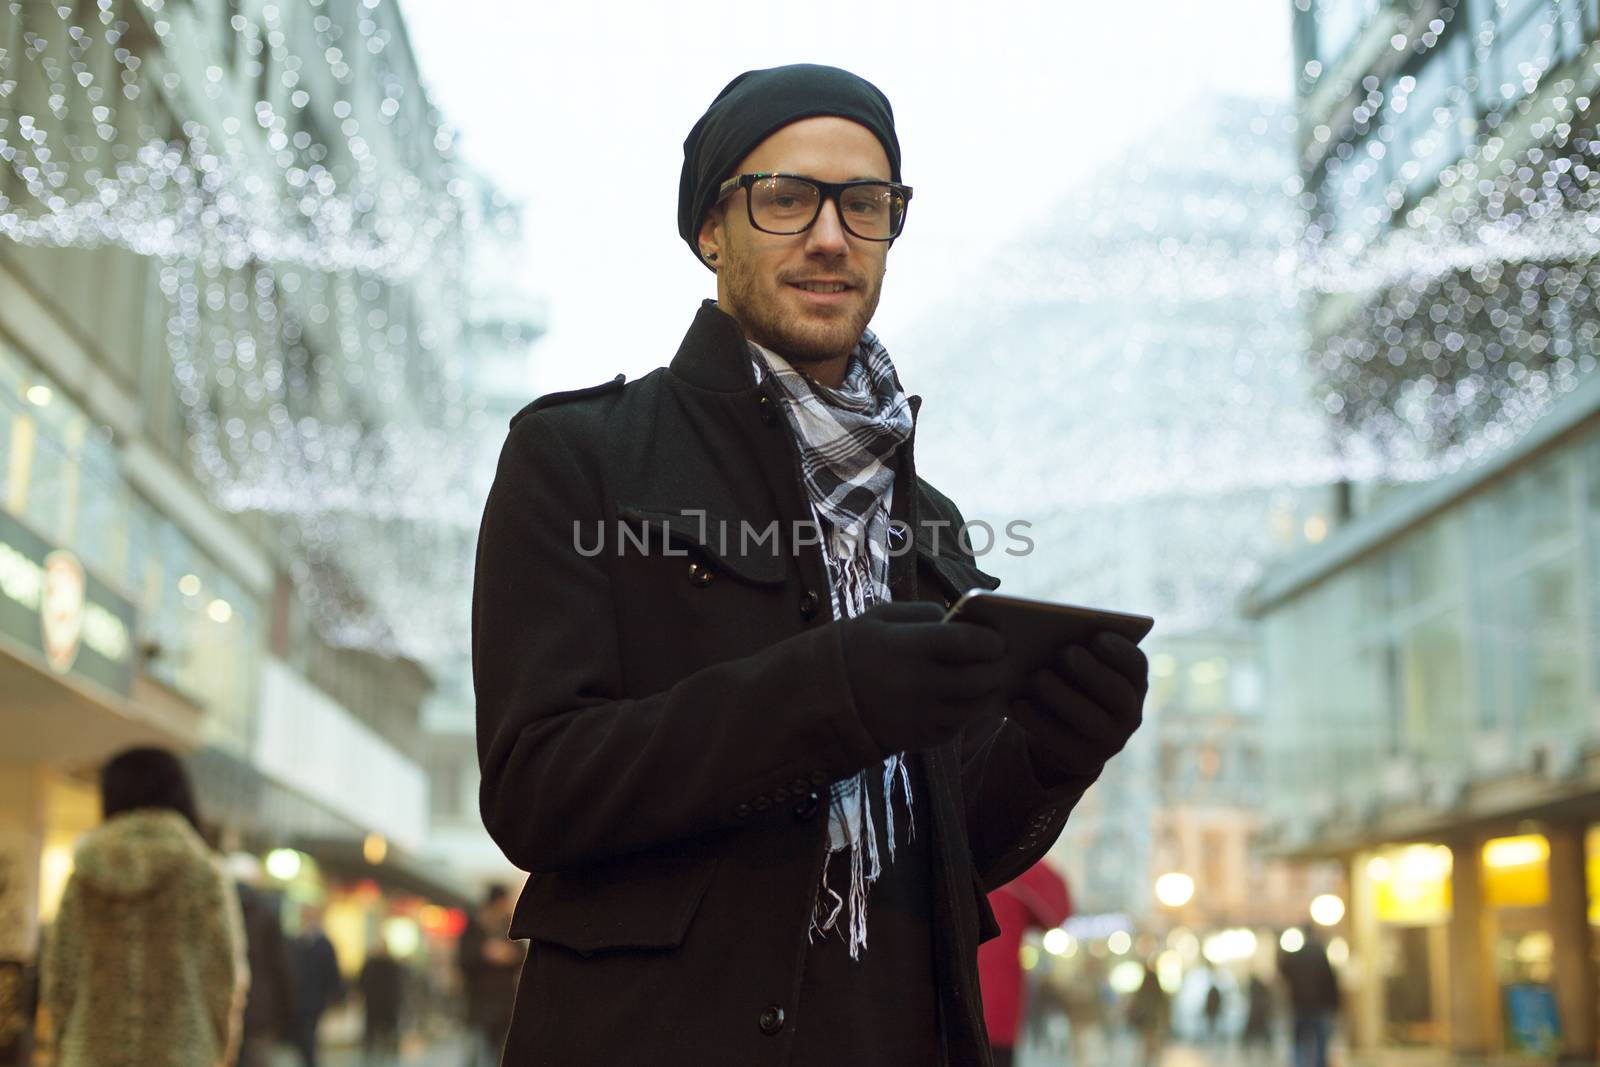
[[472, 301, 1100, 1066]]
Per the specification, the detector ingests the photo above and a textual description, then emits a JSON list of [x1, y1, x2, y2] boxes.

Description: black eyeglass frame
[[714, 172, 913, 241]]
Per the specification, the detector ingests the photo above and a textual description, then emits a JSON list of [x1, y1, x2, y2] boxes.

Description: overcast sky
[[397, 0, 1297, 395]]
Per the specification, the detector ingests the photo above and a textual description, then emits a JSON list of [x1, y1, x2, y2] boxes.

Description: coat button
[[735, 803, 752, 819], [791, 791, 821, 820], [758, 1005, 786, 1035], [687, 561, 714, 587], [758, 395, 779, 425], [752, 795, 772, 812], [799, 590, 820, 619], [810, 770, 829, 786]]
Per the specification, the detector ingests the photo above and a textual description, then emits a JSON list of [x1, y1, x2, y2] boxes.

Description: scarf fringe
[[810, 752, 917, 960]]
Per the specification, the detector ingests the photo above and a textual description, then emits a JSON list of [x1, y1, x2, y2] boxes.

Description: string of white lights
[[0, 0, 512, 660]]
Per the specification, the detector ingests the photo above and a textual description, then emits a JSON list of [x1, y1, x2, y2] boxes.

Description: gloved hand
[[1011, 631, 1148, 781], [840, 600, 1007, 756]]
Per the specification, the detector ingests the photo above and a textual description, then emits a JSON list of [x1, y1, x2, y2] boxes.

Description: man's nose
[[805, 198, 849, 255]]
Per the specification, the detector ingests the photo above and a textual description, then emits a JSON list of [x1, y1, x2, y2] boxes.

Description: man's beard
[[723, 258, 881, 366]]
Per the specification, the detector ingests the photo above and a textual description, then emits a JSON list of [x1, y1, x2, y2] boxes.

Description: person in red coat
[[978, 860, 1073, 1067]]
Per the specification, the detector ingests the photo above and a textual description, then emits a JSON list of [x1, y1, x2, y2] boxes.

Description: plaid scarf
[[749, 329, 915, 959]]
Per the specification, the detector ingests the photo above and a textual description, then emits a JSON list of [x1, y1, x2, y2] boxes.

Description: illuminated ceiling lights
[[1309, 892, 1346, 926], [1154, 871, 1196, 908], [1482, 834, 1549, 869], [362, 832, 388, 865], [1202, 927, 1258, 964]]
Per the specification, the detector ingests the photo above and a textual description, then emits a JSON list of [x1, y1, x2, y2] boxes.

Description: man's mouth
[[788, 280, 853, 295]]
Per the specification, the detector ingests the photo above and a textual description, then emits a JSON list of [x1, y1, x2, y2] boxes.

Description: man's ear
[[697, 207, 724, 267]]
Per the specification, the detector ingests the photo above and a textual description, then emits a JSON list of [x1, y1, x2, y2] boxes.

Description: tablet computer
[[942, 589, 1155, 700]]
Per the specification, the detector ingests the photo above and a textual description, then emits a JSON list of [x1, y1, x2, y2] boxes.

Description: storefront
[[1349, 843, 1454, 1049], [1329, 817, 1600, 1060]]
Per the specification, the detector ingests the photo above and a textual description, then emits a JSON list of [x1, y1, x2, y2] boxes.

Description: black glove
[[840, 600, 1006, 755], [1012, 631, 1148, 780]]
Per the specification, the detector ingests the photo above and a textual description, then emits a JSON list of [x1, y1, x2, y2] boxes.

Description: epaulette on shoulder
[[509, 374, 626, 428]]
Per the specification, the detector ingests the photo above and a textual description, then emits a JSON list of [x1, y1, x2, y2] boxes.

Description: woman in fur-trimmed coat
[[43, 748, 248, 1067]]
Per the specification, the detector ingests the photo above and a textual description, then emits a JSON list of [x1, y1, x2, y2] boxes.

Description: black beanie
[[678, 63, 901, 268]]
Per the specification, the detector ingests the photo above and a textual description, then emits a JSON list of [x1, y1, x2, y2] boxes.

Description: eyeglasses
[[714, 172, 912, 241]]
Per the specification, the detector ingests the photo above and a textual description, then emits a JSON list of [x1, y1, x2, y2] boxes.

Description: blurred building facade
[[1265, 0, 1600, 1057], [0, 0, 504, 1057], [1252, 356, 1600, 1059]]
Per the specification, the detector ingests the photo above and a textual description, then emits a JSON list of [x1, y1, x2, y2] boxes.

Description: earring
[[704, 251, 718, 262]]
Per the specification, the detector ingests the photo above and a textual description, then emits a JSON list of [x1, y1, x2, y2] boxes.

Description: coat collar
[[667, 300, 761, 393], [667, 301, 925, 423]]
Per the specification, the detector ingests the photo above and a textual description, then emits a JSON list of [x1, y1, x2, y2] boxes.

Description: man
[[358, 942, 404, 1065], [290, 908, 345, 1067], [458, 885, 523, 1066], [1279, 927, 1340, 1067], [230, 854, 296, 1067], [473, 63, 1148, 1065]]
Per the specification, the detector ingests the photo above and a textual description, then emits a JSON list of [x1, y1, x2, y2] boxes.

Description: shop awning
[[0, 631, 204, 767], [1262, 755, 1600, 860]]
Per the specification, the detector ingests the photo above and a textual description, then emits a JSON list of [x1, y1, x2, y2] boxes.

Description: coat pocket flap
[[510, 854, 719, 955], [618, 505, 788, 586]]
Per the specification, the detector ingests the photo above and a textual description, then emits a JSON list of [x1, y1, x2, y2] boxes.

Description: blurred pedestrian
[[291, 908, 345, 1067], [472, 61, 1150, 1065], [1242, 972, 1273, 1064], [231, 853, 297, 1067], [359, 942, 404, 1065], [41, 746, 248, 1067], [1279, 927, 1340, 1067], [977, 860, 1072, 1067], [459, 885, 524, 1066], [1203, 972, 1225, 1044], [1063, 959, 1107, 1066], [1127, 961, 1169, 1067]]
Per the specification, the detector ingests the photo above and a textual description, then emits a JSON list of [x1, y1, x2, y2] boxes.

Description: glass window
[[1322, 139, 1394, 245], [1489, 454, 1574, 558], [1292, 571, 1392, 808], [21, 411, 66, 543], [1317, 0, 1381, 64], [1392, 512, 1466, 610], [75, 428, 130, 587], [1150, 651, 1180, 707], [1481, 0, 1562, 109], [1390, 35, 1473, 203], [123, 494, 262, 753], [0, 341, 23, 505], [1188, 656, 1230, 711], [1506, 552, 1582, 738], [428, 756, 462, 820], [1397, 607, 1472, 763]]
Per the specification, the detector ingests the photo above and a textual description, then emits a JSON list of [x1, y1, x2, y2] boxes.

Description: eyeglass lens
[[748, 176, 905, 239]]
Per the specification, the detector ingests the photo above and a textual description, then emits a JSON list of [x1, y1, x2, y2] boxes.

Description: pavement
[[304, 1032, 1591, 1066], [1018, 1036, 1589, 1067], [298, 1031, 479, 1067]]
